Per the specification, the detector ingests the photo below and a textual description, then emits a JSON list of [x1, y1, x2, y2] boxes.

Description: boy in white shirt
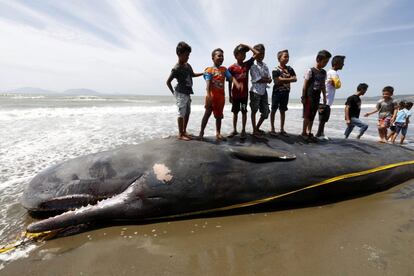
[[316, 55, 345, 139]]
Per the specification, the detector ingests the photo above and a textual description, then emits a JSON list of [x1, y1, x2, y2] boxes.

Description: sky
[[0, 0, 413, 98]]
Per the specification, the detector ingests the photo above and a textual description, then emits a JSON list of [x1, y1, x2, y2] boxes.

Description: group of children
[[166, 41, 411, 144]]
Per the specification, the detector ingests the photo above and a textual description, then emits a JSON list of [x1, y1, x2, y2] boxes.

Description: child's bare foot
[[240, 131, 247, 140], [269, 130, 278, 137], [280, 130, 289, 137], [196, 132, 204, 141], [177, 134, 190, 141], [216, 134, 227, 141], [378, 139, 387, 143], [252, 131, 262, 138], [227, 131, 238, 138]]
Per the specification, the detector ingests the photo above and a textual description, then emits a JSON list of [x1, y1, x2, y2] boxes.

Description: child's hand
[[346, 119, 351, 125], [364, 113, 369, 117]]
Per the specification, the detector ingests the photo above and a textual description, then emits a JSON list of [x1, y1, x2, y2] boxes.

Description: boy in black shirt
[[301, 50, 331, 142], [344, 83, 369, 139]]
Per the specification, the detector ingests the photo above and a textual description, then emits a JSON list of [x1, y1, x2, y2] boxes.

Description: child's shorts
[[318, 104, 331, 123], [250, 91, 269, 118], [271, 92, 289, 112], [231, 97, 248, 113], [303, 95, 320, 121], [205, 93, 224, 119], [175, 92, 191, 118], [395, 122, 408, 136], [378, 116, 391, 128]]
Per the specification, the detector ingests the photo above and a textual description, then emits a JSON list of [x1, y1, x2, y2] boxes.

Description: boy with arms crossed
[[167, 41, 203, 141], [270, 49, 297, 137]]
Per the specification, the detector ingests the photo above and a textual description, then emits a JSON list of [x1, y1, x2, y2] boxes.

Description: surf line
[[155, 159, 414, 219]]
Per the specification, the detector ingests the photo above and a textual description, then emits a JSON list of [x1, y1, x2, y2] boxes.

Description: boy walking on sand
[[270, 49, 297, 137], [364, 86, 398, 143], [250, 44, 272, 137], [167, 41, 203, 141], [344, 83, 369, 139], [316, 55, 345, 139], [227, 44, 259, 140], [199, 48, 240, 141], [301, 50, 332, 142]]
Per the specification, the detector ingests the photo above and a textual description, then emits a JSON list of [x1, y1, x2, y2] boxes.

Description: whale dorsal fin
[[227, 146, 296, 163]]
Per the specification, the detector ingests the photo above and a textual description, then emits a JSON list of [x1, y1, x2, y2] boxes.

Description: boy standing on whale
[[228, 44, 259, 139], [167, 41, 203, 141], [199, 48, 241, 141]]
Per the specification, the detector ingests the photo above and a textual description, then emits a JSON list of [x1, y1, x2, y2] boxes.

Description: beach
[[1, 94, 414, 275]]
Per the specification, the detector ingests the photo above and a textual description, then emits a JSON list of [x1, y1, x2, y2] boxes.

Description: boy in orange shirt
[[199, 48, 240, 141]]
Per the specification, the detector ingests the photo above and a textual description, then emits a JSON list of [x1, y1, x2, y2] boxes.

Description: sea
[[0, 93, 413, 271]]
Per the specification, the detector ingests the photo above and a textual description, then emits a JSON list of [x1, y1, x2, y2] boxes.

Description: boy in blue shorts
[[270, 49, 296, 137], [166, 42, 203, 141], [391, 101, 413, 144]]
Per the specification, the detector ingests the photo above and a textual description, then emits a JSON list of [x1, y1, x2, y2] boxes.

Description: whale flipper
[[227, 146, 296, 163]]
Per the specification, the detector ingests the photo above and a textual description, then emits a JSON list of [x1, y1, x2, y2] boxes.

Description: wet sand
[[2, 180, 414, 276]]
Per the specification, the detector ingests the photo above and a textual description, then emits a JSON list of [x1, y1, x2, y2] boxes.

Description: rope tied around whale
[[2, 159, 414, 254]]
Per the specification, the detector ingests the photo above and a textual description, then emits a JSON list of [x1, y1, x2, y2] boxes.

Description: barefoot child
[[199, 48, 240, 141], [364, 86, 398, 143], [344, 83, 369, 139], [250, 44, 272, 137], [228, 44, 259, 139], [270, 49, 297, 137], [166, 42, 203, 141], [391, 101, 413, 144], [301, 50, 331, 142]]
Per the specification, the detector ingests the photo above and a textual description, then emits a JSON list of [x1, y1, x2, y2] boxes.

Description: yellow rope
[[158, 159, 414, 219], [0, 230, 58, 254]]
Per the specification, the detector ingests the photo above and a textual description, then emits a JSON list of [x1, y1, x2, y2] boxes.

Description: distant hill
[[62, 89, 102, 96], [8, 87, 57, 95]]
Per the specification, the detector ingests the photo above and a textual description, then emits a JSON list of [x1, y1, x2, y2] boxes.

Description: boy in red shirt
[[199, 48, 240, 141], [228, 44, 259, 139]]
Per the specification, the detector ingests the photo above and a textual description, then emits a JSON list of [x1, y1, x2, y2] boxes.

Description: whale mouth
[[26, 175, 145, 233]]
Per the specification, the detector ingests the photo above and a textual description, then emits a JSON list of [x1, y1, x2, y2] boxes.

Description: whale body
[[22, 135, 414, 233]]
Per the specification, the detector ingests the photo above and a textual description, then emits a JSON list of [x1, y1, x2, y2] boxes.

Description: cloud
[[0, 0, 413, 96]]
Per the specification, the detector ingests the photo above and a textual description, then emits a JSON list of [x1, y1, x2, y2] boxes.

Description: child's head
[[331, 55, 345, 70], [406, 101, 413, 110], [253, 44, 265, 62], [277, 49, 289, 66], [316, 50, 332, 69], [176, 41, 192, 64], [398, 100, 406, 110], [211, 48, 224, 67], [357, 83, 369, 95], [382, 86, 394, 100], [233, 45, 249, 63]]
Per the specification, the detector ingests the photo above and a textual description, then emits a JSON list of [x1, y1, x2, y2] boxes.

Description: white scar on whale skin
[[153, 164, 173, 183]]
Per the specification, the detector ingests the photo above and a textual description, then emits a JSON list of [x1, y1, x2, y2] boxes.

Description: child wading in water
[[364, 86, 398, 143], [166, 42, 203, 141], [227, 44, 259, 140], [199, 48, 240, 141], [301, 50, 331, 142], [391, 101, 413, 144], [270, 49, 297, 137]]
